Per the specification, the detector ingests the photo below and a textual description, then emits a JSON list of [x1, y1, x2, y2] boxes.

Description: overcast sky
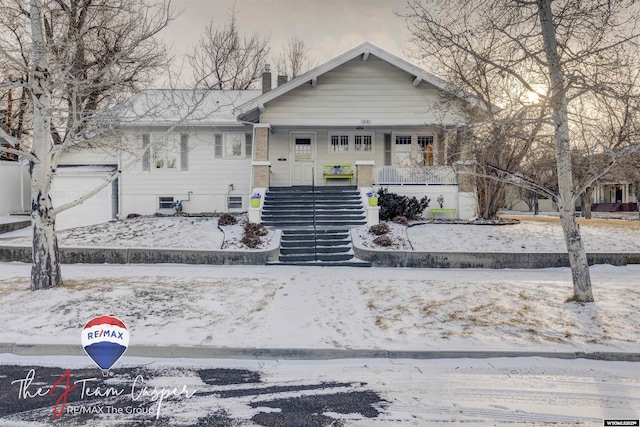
[[164, 0, 414, 71]]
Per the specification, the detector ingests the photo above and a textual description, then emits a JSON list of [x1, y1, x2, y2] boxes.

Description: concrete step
[[267, 260, 372, 267], [280, 246, 351, 255], [278, 253, 355, 263]]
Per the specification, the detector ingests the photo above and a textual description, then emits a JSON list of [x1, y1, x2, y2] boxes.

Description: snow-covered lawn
[[2, 214, 640, 253], [408, 217, 640, 252], [1, 263, 639, 353], [0, 214, 274, 250]]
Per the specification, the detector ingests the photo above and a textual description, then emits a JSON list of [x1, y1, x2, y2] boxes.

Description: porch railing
[[372, 166, 457, 185]]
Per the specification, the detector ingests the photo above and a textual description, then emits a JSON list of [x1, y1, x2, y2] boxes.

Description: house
[[0, 158, 29, 216], [55, 42, 477, 229]]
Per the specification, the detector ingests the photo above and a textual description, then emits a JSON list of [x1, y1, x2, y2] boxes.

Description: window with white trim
[[158, 196, 174, 210], [418, 135, 434, 166], [330, 135, 349, 152], [227, 196, 242, 209], [355, 135, 372, 151], [152, 133, 179, 169], [224, 133, 244, 158], [395, 135, 412, 164]]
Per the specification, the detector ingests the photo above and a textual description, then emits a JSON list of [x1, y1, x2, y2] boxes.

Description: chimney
[[277, 75, 288, 87], [262, 64, 272, 94]]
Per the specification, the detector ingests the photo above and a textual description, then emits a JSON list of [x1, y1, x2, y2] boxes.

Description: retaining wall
[[0, 244, 280, 266], [352, 244, 640, 269]]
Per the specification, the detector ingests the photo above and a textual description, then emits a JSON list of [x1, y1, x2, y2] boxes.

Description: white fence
[[372, 166, 457, 185]]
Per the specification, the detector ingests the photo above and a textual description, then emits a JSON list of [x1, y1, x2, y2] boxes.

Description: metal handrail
[[311, 166, 317, 262]]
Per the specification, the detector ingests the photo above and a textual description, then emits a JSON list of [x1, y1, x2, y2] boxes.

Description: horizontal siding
[[261, 56, 465, 126], [120, 130, 251, 198]]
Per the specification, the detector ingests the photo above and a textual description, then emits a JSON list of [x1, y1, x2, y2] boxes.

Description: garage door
[[51, 167, 116, 230]]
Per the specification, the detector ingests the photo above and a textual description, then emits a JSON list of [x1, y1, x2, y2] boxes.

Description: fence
[[372, 166, 457, 185]]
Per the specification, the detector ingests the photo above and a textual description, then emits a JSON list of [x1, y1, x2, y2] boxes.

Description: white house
[[55, 42, 477, 229], [0, 159, 29, 216]]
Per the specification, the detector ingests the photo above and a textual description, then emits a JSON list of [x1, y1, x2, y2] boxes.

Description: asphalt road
[[1, 356, 639, 426]]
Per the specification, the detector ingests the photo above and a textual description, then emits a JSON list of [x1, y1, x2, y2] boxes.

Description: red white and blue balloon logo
[[81, 315, 129, 372]]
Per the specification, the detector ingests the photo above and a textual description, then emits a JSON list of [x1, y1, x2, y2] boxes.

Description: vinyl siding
[[119, 128, 252, 215], [261, 56, 465, 126]]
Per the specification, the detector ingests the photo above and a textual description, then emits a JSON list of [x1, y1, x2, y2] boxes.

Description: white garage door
[[51, 167, 115, 230]]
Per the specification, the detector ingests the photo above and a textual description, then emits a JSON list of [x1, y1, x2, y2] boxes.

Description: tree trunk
[[538, 0, 594, 302], [633, 181, 640, 220], [31, 190, 62, 290], [581, 187, 593, 219], [29, 0, 63, 290]]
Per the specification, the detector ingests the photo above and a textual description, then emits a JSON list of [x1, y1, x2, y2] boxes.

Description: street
[[1, 355, 639, 426]]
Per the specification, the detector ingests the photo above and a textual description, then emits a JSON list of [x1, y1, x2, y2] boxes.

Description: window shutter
[[142, 134, 150, 171], [180, 134, 189, 171], [214, 134, 222, 158], [245, 133, 253, 159], [384, 133, 391, 166]]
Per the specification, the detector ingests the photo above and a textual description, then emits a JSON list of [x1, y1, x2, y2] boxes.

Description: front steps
[[262, 186, 371, 267], [261, 186, 366, 228]]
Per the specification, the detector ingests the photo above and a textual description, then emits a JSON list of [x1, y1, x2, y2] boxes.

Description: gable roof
[[235, 41, 471, 121]]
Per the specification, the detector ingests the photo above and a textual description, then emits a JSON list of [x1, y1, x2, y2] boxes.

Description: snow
[[0, 262, 639, 353], [0, 354, 638, 426], [0, 214, 274, 250], [2, 214, 640, 425]]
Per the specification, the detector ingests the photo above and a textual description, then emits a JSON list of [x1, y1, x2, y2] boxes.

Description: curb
[[2, 343, 639, 362]]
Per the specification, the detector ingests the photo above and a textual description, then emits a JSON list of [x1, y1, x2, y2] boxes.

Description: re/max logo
[[604, 420, 640, 426], [86, 330, 124, 340]]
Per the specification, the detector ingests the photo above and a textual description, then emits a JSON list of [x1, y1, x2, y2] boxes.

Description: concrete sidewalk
[[2, 342, 639, 362]]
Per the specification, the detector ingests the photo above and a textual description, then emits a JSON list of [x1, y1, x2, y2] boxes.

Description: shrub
[[218, 213, 238, 226], [377, 188, 430, 221], [241, 222, 268, 248], [126, 213, 141, 219], [373, 235, 393, 247], [369, 223, 390, 235], [244, 222, 268, 236]]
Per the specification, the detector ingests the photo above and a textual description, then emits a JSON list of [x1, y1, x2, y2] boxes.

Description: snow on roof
[[117, 89, 261, 127]]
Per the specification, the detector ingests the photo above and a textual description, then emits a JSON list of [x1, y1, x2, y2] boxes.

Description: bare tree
[[276, 36, 315, 80], [406, 0, 640, 302], [0, 0, 175, 290], [189, 11, 270, 89]]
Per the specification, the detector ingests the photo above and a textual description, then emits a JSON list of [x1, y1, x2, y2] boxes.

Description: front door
[[292, 136, 314, 185]]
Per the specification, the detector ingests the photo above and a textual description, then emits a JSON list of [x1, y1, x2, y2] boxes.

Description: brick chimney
[[277, 75, 288, 87], [262, 64, 272, 94]]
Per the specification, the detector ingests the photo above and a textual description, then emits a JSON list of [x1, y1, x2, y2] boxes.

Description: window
[[355, 135, 372, 151], [152, 133, 179, 169], [159, 196, 174, 210], [395, 135, 412, 164], [227, 196, 242, 209], [418, 135, 434, 166], [224, 133, 244, 158], [330, 135, 349, 152]]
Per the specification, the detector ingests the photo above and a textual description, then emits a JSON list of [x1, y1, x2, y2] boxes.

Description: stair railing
[[311, 166, 317, 262]]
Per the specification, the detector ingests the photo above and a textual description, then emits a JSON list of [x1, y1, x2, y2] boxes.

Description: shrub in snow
[[126, 213, 141, 219], [241, 222, 269, 248], [218, 213, 238, 226], [377, 188, 430, 220], [244, 222, 268, 237], [369, 223, 390, 235], [373, 235, 393, 247]]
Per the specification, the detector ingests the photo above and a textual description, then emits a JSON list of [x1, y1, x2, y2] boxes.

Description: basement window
[[227, 196, 242, 210], [159, 196, 174, 210]]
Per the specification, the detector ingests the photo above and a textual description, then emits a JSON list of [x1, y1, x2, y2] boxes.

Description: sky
[[163, 0, 414, 71]]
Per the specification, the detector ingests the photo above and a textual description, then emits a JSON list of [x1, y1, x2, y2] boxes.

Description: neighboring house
[[0, 158, 29, 216], [56, 42, 477, 229]]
